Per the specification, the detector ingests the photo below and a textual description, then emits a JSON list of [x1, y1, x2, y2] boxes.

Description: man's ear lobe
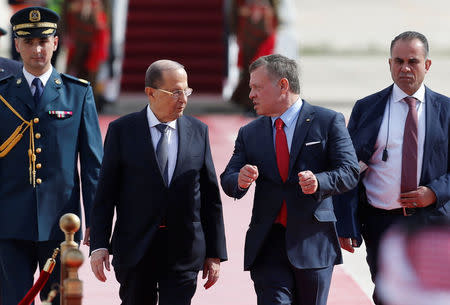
[[280, 78, 289, 92], [145, 87, 153, 97]]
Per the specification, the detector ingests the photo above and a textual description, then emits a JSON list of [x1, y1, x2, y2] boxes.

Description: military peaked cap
[[10, 6, 59, 38]]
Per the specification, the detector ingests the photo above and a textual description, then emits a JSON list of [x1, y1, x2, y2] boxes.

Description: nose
[[33, 43, 42, 54], [249, 88, 255, 100], [179, 92, 187, 104], [400, 63, 411, 73]]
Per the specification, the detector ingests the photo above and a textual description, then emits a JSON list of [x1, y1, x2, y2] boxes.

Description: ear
[[53, 36, 59, 51], [14, 38, 20, 53], [279, 78, 289, 93], [388, 58, 392, 70], [145, 87, 157, 99], [424, 58, 432, 73]]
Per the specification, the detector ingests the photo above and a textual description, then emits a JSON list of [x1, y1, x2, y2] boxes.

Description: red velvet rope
[[17, 270, 50, 305]]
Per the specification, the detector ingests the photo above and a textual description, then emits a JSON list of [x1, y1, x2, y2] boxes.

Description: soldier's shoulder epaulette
[[60, 73, 91, 86], [0, 74, 14, 84]]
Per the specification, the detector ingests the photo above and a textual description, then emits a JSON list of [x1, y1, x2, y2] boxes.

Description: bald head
[[145, 60, 185, 88]]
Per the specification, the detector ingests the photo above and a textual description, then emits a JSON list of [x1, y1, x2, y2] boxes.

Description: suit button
[[36, 178, 42, 184], [36, 148, 42, 153], [35, 133, 41, 139], [33, 118, 39, 123], [36, 163, 42, 169]]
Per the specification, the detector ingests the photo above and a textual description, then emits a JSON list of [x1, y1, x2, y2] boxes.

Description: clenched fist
[[298, 170, 318, 194], [238, 164, 259, 189]]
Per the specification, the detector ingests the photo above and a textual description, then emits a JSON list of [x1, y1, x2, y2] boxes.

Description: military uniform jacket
[[0, 68, 103, 242], [0, 57, 22, 77]]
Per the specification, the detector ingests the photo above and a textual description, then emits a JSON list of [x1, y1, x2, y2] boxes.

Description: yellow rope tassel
[[30, 123, 36, 187], [0, 123, 24, 152], [0, 133, 23, 157], [28, 149, 32, 184], [0, 94, 36, 187]]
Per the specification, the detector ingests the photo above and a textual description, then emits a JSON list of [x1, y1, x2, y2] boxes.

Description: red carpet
[[36, 114, 372, 304]]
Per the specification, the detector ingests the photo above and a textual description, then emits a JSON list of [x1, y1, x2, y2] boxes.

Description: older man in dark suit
[[0, 7, 103, 305], [333, 31, 450, 305], [221, 54, 359, 305], [90, 59, 227, 305]]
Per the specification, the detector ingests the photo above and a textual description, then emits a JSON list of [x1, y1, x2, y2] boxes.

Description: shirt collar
[[23, 66, 53, 88], [146, 105, 177, 129], [392, 83, 426, 104], [271, 97, 303, 128]]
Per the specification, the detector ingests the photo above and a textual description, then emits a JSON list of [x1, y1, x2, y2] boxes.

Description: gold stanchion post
[[59, 213, 81, 305], [62, 248, 84, 305]]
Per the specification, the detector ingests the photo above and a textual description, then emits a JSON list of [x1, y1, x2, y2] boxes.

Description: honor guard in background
[[0, 7, 103, 305], [0, 26, 22, 77]]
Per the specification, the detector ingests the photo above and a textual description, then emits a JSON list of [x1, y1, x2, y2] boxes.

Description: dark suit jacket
[[90, 108, 227, 271], [0, 69, 103, 242], [220, 101, 359, 271], [333, 85, 450, 243], [0, 57, 22, 77]]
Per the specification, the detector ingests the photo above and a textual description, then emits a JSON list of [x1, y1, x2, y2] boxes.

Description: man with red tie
[[333, 31, 450, 305], [220, 54, 359, 305]]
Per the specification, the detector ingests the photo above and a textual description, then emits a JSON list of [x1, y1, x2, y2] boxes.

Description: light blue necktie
[[155, 124, 169, 185]]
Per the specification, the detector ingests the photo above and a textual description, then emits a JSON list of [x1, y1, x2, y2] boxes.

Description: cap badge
[[29, 10, 41, 22]]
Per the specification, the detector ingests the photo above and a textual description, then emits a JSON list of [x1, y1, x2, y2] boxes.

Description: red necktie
[[274, 118, 289, 226], [401, 97, 418, 215]]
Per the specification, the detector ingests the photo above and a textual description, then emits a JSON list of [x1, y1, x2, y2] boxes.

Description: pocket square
[[48, 110, 73, 119], [305, 141, 321, 146]]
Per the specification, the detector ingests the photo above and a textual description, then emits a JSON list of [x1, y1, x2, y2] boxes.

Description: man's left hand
[[202, 257, 220, 289], [83, 227, 90, 246], [399, 186, 437, 208], [298, 170, 318, 194]]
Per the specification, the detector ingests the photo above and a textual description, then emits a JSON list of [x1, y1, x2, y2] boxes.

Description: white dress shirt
[[22, 66, 53, 94], [363, 84, 426, 210], [146, 105, 178, 184]]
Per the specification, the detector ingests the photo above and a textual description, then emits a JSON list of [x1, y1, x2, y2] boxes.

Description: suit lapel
[[14, 73, 34, 110], [356, 86, 392, 162], [136, 107, 159, 174], [40, 69, 61, 111], [172, 116, 192, 182], [420, 87, 440, 182], [288, 102, 314, 177], [259, 116, 281, 182]]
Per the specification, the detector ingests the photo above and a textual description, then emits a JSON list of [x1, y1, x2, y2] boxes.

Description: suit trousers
[[361, 207, 404, 305], [0, 239, 61, 305], [114, 228, 198, 305], [250, 224, 333, 305]]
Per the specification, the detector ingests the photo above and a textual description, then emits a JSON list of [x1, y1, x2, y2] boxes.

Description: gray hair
[[145, 59, 185, 88], [249, 54, 300, 94], [390, 31, 429, 58]]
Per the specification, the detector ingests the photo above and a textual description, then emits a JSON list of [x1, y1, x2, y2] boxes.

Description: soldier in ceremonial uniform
[[0, 7, 103, 305], [0, 27, 22, 77]]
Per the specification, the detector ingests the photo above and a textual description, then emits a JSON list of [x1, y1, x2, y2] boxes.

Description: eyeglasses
[[155, 88, 193, 99]]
